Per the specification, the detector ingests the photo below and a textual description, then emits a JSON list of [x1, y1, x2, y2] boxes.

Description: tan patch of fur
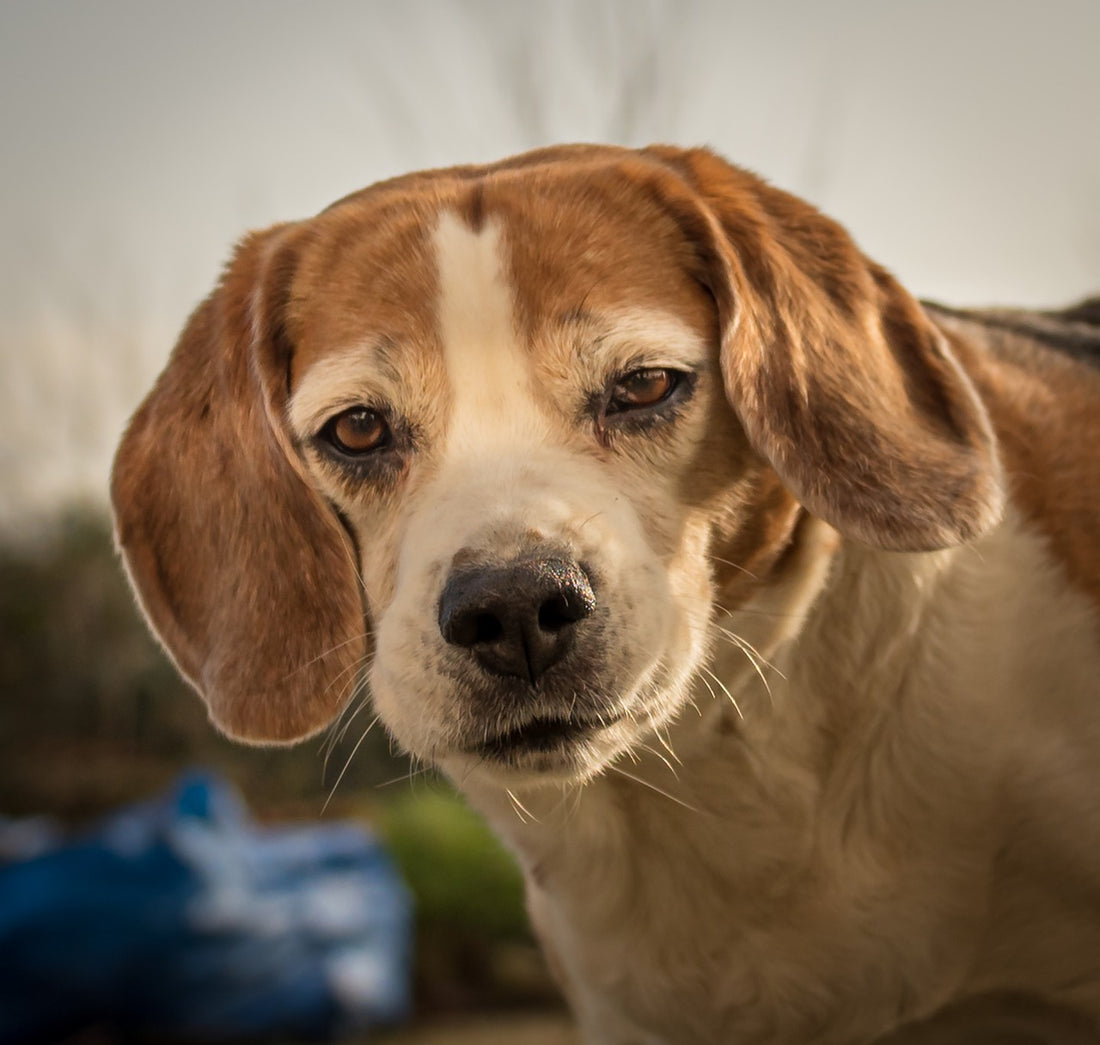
[[934, 313, 1100, 612]]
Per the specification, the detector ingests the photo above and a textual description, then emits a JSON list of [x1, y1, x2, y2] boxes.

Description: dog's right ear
[[111, 225, 367, 744], [641, 146, 1004, 552]]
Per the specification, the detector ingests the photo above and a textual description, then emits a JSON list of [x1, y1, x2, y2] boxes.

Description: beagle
[[112, 145, 1100, 1043]]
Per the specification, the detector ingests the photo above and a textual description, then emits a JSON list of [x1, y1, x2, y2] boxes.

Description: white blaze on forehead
[[433, 209, 541, 452]]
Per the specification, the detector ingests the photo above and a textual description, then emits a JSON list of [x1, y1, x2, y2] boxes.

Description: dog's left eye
[[606, 368, 681, 414], [322, 407, 391, 456]]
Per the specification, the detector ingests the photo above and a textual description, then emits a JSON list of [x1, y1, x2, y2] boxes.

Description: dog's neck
[[463, 514, 967, 878], [460, 507, 1100, 1041]]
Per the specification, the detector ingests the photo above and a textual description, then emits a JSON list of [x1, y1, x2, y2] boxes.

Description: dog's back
[[928, 295, 1100, 363]]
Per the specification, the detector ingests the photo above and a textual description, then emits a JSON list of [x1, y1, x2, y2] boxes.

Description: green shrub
[[381, 787, 527, 941]]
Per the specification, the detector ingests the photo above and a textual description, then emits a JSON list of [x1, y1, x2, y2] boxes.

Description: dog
[[111, 145, 1100, 1043]]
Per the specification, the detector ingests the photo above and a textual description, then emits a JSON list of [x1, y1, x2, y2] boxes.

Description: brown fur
[[929, 305, 1100, 608], [643, 145, 1004, 552], [111, 225, 367, 741]]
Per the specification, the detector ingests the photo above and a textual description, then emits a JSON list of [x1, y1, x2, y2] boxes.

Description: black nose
[[438, 558, 596, 684]]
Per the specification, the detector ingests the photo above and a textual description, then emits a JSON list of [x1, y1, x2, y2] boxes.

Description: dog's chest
[[479, 736, 986, 1045]]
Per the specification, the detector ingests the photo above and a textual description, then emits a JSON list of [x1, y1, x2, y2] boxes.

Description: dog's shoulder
[[924, 296, 1100, 614]]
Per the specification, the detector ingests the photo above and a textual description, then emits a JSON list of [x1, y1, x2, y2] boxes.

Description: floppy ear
[[111, 225, 367, 743], [645, 147, 1004, 552]]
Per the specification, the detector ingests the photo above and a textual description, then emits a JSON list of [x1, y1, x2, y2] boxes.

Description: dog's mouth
[[472, 711, 624, 761]]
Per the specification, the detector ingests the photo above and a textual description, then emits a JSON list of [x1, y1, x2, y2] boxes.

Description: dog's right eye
[[322, 407, 391, 456], [607, 368, 680, 414]]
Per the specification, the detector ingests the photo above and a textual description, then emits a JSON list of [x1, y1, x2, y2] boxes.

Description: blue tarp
[[0, 773, 412, 1042]]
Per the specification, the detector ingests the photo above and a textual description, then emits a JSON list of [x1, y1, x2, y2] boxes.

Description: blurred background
[[1, 2, 1098, 1042]]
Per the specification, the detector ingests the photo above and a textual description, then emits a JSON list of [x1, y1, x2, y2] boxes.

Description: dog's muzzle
[[438, 556, 596, 685]]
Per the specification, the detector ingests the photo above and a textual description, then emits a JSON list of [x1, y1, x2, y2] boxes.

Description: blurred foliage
[[381, 790, 556, 1011], [0, 507, 557, 1015], [383, 791, 527, 941], [0, 507, 408, 820]]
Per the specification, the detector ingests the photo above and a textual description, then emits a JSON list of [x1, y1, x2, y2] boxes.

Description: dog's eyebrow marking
[[564, 307, 713, 373], [287, 341, 404, 438], [434, 209, 545, 454]]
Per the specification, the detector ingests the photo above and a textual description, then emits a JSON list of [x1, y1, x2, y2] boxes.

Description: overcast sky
[[2, 0, 1098, 532]]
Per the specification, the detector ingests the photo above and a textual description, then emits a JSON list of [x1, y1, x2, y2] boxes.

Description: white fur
[[287, 343, 401, 437], [434, 211, 544, 455], [573, 306, 717, 375]]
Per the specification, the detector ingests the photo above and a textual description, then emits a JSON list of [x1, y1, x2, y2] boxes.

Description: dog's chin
[[439, 714, 640, 789], [389, 645, 700, 790]]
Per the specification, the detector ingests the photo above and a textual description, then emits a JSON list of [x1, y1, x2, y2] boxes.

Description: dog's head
[[112, 146, 1003, 785]]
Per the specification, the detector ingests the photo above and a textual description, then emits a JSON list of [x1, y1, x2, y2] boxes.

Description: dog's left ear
[[645, 147, 1004, 552], [111, 223, 367, 744]]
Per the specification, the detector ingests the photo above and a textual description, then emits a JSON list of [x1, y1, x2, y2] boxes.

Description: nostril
[[441, 607, 503, 648], [538, 593, 586, 633], [538, 597, 568, 633], [472, 612, 503, 643]]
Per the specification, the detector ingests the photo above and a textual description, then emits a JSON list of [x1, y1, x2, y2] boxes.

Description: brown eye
[[324, 407, 390, 455], [607, 368, 679, 414]]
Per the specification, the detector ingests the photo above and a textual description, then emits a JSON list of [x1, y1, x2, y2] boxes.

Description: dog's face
[[111, 146, 1003, 784], [284, 188, 749, 783]]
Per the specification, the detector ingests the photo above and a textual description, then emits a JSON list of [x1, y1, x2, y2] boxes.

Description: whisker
[[405, 754, 429, 797], [325, 683, 370, 754], [322, 713, 382, 813], [506, 788, 539, 824], [696, 667, 720, 704], [322, 687, 374, 778], [375, 763, 436, 789], [317, 650, 375, 713], [713, 625, 786, 681], [456, 752, 490, 791], [324, 658, 376, 733], [709, 555, 759, 581], [577, 511, 606, 532], [319, 674, 371, 771], [638, 742, 680, 780], [711, 633, 777, 707], [715, 605, 808, 623], [700, 664, 743, 720], [549, 783, 573, 819], [654, 726, 683, 766], [507, 791, 528, 824], [286, 629, 373, 678], [334, 524, 370, 598], [569, 782, 586, 824], [712, 632, 771, 693], [319, 661, 378, 760], [609, 766, 701, 814]]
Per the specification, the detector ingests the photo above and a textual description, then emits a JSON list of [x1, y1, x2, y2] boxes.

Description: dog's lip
[[471, 710, 623, 758]]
